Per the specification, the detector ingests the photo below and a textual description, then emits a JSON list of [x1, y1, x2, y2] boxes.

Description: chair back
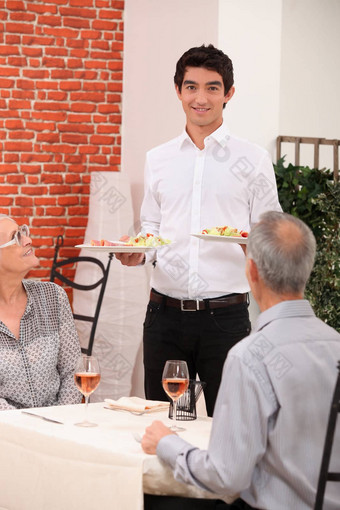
[[314, 360, 340, 509], [50, 235, 113, 356]]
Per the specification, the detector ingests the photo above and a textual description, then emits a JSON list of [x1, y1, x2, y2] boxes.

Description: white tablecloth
[[0, 403, 215, 510]]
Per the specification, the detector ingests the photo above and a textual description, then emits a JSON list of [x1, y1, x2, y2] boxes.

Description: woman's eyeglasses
[[0, 224, 30, 249]]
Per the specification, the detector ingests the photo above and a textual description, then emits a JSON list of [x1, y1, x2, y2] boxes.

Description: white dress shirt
[[157, 300, 340, 509], [140, 123, 281, 299]]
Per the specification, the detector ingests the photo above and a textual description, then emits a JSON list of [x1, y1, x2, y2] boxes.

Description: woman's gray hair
[[247, 211, 316, 294]]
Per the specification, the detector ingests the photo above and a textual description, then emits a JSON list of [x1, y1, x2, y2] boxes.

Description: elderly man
[[142, 211, 340, 510]]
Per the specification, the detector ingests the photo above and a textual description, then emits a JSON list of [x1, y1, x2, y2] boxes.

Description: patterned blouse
[[0, 280, 82, 410]]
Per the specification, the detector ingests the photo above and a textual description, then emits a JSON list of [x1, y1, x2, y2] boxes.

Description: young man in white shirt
[[116, 45, 281, 416]]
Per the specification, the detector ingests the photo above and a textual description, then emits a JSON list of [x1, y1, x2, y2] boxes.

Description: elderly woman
[[0, 215, 82, 410]]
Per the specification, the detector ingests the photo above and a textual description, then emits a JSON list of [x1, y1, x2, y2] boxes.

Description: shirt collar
[[179, 122, 230, 150], [253, 299, 315, 333]]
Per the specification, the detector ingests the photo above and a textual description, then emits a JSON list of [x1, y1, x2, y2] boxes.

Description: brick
[[64, 155, 83, 164], [69, 217, 88, 227], [5, 119, 24, 129], [23, 69, 49, 79], [93, 114, 107, 123], [46, 206, 66, 216], [8, 57, 27, 66], [104, 31, 113, 41], [27, 3, 57, 14], [4, 153, 19, 162], [58, 195, 79, 205], [11, 206, 34, 216], [21, 186, 47, 195], [32, 111, 67, 121], [8, 99, 31, 109], [42, 57, 65, 68], [107, 114, 121, 124], [34, 102, 68, 111], [108, 82, 122, 92], [107, 94, 121, 103], [91, 41, 109, 50], [41, 144, 76, 154], [34, 197, 56, 206], [67, 39, 86, 49], [45, 47, 68, 57], [43, 27, 79, 39], [64, 17, 90, 29], [61, 133, 88, 144], [32, 227, 63, 237], [21, 153, 53, 163], [70, 102, 96, 113], [0, 78, 15, 89], [6, 174, 25, 185], [98, 104, 120, 114], [67, 58, 83, 69], [5, 141, 32, 151], [0, 197, 13, 205], [71, 185, 89, 194], [85, 60, 106, 70], [47, 91, 68, 101], [115, 32, 124, 42], [27, 176, 39, 184], [10, 12, 35, 22], [41, 173, 63, 184], [12, 90, 35, 100], [83, 81, 106, 91], [15, 196, 33, 206], [59, 123, 94, 134], [69, 49, 87, 58], [99, 10, 122, 20], [0, 45, 19, 55], [78, 145, 98, 154], [26, 121, 55, 131], [43, 163, 66, 173], [64, 228, 86, 237], [92, 20, 117, 30], [73, 70, 97, 80], [90, 135, 114, 145], [91, 51, 121, 61], [59, 7, 96, 18], [70, 91, 105, 102], [97, 125, 120, 134], [36, 133, 60, 143], [36, 80, 58, 89], [0, 185, 18, 194], [59, 81, 81, 91], [68, 164, 87, 172], [80, 195, 89, 205], [34, 248, 55, 258], [51, 69, 74, 79], [89, 155, 107, 164], [32, 217, 68, 227], [29, 59, 41, 68], [67, 113, 91, 123], [49, 185, 72, 195], [9, 130, 34, 139], [0, 67, 20, 76], [108, 61, 123, 71], [37, 15, 61, 27], [33, 237, 54, 247], [81, 30, 100, 40], [64, 174, 81, 184], [22, 47, 43, 57], [68, 206, 88, 215], [22, 35, 55, 46]]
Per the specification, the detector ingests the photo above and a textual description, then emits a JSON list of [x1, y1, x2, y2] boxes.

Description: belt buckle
[[180, 299, 200, 311]]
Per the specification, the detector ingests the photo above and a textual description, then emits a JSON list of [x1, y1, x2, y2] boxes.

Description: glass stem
[[84, 395, 89, 422], [173, 399, 177, 427]]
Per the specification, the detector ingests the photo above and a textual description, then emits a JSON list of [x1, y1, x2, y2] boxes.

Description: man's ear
[[248, 258, 260, 283], [224, 85, 235, 105], [175, 84, 182, 101]]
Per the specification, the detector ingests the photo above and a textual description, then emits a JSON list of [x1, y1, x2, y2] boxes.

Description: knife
[[21, 411, 64, 425]]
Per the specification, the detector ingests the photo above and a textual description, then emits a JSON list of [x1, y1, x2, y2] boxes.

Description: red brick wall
[[0, 0, 124, 282]]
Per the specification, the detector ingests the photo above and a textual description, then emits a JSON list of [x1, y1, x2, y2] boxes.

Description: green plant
[[274, 158, 340, 331]]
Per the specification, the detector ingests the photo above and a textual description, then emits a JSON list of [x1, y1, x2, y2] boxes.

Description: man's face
[[175, 66, 234, 133]]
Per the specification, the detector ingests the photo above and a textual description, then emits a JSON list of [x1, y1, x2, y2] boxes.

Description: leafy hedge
[[274, 158, 339, 331]]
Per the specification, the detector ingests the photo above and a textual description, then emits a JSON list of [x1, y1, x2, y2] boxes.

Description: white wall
[[122, 0, 219, 225], [279, 0, 340, 170], [218, 0, 283, 157]]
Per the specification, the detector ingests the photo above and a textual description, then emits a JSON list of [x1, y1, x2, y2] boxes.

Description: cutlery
[[21, 411, 64, 424]]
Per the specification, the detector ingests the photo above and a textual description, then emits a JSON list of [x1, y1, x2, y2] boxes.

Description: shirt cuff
[[157, 434, 193, 469]]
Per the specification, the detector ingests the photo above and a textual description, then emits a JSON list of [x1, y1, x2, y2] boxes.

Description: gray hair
[[247, 211, 316, 294]]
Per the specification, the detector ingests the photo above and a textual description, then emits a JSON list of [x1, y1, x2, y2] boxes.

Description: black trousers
[[143, 291, 250, 416]]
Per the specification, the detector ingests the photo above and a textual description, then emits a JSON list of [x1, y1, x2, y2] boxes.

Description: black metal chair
[[314, 360, 340, 509], [50, 235, 113, 356]]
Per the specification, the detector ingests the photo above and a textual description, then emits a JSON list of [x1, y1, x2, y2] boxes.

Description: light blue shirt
[[157, 300, 340, 509]]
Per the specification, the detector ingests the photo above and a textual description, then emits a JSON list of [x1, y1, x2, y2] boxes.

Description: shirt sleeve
[[55, 286, 82, 405], [248, 151, 282, 226], [157, 354, 277, 499]]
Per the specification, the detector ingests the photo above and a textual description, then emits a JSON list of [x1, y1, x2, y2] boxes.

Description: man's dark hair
[[174, 44, 234, 95]]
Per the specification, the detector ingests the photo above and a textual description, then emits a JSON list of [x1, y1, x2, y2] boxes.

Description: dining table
[[0, 401, 218, 510]]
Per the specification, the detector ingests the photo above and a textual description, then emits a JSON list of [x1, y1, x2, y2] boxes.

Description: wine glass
[[74, 355, 101, 427], [162, 360, 189, 432]]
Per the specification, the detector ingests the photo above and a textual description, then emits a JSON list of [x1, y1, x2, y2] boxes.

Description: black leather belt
[[150, 289, 248, 311]]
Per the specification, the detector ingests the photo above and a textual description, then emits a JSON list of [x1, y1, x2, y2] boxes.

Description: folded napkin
[[104, 396, 170, 413]]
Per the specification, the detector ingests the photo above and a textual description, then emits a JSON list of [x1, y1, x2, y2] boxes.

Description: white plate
[[75, 244, 161, 253], [191, 233, 248, 245]]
